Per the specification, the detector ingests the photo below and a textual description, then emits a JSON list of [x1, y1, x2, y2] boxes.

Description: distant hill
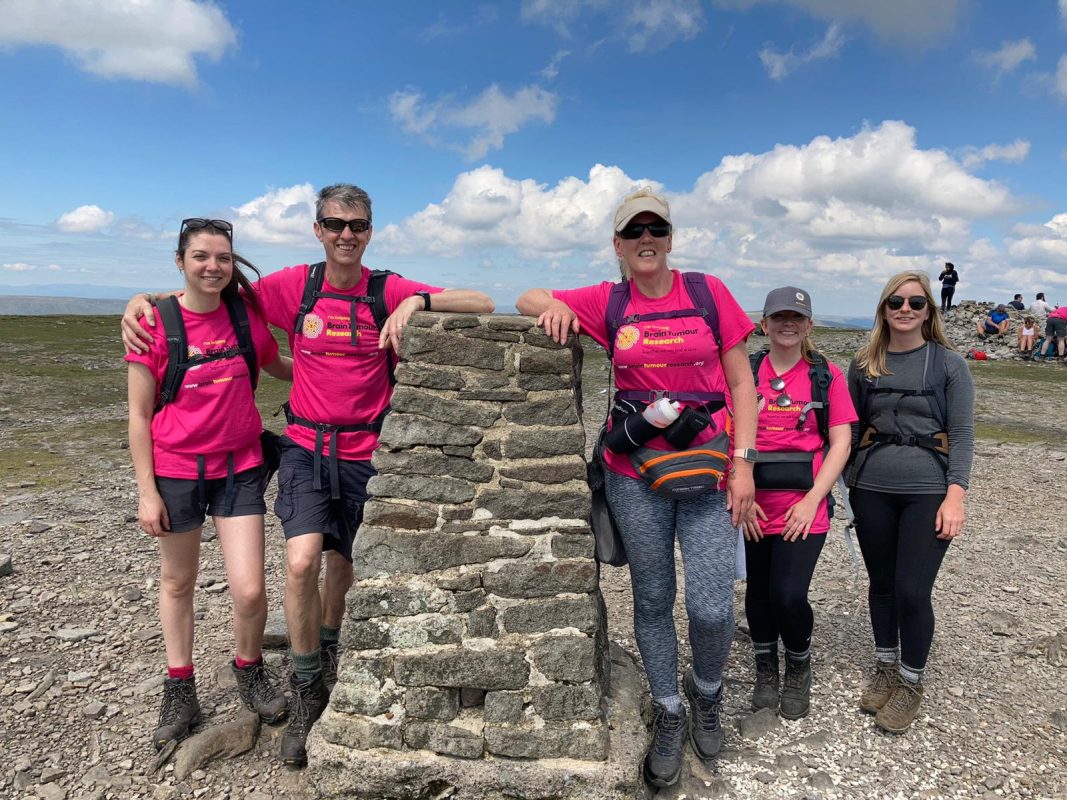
[[0, 295, 126, 315]]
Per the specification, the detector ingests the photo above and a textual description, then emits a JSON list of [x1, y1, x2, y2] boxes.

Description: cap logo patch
[[795, 292, 805, 302]]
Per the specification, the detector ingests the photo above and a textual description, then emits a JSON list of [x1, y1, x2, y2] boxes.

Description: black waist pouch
[[753, 451, 815, 491]]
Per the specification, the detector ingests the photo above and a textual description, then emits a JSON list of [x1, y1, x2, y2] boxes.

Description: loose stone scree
[[307, 313, 648, 799]]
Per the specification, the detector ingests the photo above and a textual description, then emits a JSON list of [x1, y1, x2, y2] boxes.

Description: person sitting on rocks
[[1034, 305, 1067, 362], [1029, 293, 1051, 318], [126, 219, 293, 751], [1008, 294, 1026, 311], [977, 304, 1011, 338], [1018, 316, 1037, 355]]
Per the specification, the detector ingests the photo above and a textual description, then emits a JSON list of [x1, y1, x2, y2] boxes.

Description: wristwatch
[[732, 448, 759, 463], [415, 291, 432, 311]]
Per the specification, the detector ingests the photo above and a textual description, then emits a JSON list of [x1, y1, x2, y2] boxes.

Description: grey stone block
[[378, 413, 483, 449], [367, 473, 475, 504], [392, 363, 464, 390], [438, 572, 482, 591], [440, 315, 480, 329], [441, 445, 475, 457], [352, 615, 465, 649], [466, 607, 498, 638], [461, 328, 521, 342], [551, 533, 595, 559], [498, 456, 587, 484], [353, 527, 534, 578], [402, 327, 505, 370], [484, 691, 524, 723], [530, 683, 602, 720], [517, 372, 573, 391], [740, 707, 782, 740], [529, 635, 597, 682], [460, 688, 487, 708], [488, 316, 535, 331], [484, 721, 607, 760], [499, 595, 601, 634], [440, 504, 473, 521], [457, 389, 528, 401], [501, 427, 585, 459], [346, 583, 449, 620], [317, 707, 404, 751], [389, 386, 501, 428], [516, 347, 573, 373], [361, 500, 438, 530], [484, 561, 598, 599], [477, 439, 502, 460], [332, 659, 398, 717], [403, 721, 484, 759], [523, 330, 572, 350], [502, 396, 578, 426], [476, 488, 589, 521], [451, 589, 486, 613], [404, 687, 459, 721], [394, 648, 530, 690], [373, 449, 495, 483]]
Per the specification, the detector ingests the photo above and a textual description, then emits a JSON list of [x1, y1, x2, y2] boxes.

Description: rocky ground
[[0, 318, 1064, 800]]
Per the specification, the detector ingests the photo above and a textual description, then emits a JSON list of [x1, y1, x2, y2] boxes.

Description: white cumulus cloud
[[0, 0, 236, 86], [231, 184, 318, 246], [976, 39, 1036, 81], [389, 84, 558, 160], [759, 23, 845, 80], [56, 204, 115, 233], [1006, 213, 1067, 269], [959, 139, 1030, 170]]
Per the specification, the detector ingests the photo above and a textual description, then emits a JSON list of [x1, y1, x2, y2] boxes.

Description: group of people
[[123, 185, 974, 789], [973, 291, 1066, 361]]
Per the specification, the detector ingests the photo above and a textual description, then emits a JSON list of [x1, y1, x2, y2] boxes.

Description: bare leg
[[285, 534, 324, 655], [158, 531, 202, 668], [321, 550, 354, 630], [215, 514, 268, 661]]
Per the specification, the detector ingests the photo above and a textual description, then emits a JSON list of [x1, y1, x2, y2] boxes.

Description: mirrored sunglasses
[[318, 217, 370, 234], [886, 294, 928, 311]]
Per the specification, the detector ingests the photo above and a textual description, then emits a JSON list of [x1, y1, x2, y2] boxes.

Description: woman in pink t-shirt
[[518, 189, 757, 788], [126, 219, 293, 751], [741, 286, 856, 721]]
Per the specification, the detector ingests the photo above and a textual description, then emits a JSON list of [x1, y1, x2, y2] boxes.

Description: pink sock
[[234, 653, 263, 670], [167, 664, 194, 681]]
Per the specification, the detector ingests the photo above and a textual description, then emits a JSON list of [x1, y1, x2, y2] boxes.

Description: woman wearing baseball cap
[[518, 188, 758, 787], [742, 287, 857, 720]]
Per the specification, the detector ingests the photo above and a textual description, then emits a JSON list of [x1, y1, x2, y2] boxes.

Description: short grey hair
[[316, 184, 373, 223]]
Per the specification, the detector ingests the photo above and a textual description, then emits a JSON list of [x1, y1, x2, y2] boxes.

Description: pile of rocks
[[943, 300, 1051, 361]]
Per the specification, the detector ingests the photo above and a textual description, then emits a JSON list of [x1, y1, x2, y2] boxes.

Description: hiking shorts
[[155, 465, 267, 534], [1045, 317, 1066, 340], [273, 436, 374, 562]]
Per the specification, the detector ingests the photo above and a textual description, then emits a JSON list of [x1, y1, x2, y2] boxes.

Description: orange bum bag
[[629, 430, 731, 498]]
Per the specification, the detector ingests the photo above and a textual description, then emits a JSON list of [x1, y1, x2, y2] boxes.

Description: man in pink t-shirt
[[123, 183, 493, 767], [1037, 304, 1067, 360]]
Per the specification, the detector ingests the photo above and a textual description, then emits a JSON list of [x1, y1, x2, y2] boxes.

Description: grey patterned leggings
[[605, 470, 738, 700]]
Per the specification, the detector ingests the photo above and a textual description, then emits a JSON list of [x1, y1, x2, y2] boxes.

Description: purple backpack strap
[[605, 281, 632, 357], [681, 272, 722, 350]]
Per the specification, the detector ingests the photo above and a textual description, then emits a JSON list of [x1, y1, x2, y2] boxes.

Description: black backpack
[[155, 294, 258, 412], [293, 262, 397, 384], [749, 349, 833, 441]]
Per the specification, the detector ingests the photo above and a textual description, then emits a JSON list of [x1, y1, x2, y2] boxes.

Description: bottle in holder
[[604, 398, 681, 454]]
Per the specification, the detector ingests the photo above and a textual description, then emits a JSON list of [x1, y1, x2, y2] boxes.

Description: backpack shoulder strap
[[369, 269, 398, 386], [749, 348, 769, 383], [681, 272, 722, 350], [808, 351, 832, 442], [224, 293, 258, 393], [293, 261, 326, 335], [605, 281, 632, 358], [924, 342, 948, 428], [155, 296, 187, 411]]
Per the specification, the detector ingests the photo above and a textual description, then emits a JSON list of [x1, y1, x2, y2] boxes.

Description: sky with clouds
[[1, 0, 1066, 315]]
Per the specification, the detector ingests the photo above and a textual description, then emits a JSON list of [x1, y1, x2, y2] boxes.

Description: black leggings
[[850, 488, 950, 671], [940, 286, 955, 309], [744, 534, 825, 654]]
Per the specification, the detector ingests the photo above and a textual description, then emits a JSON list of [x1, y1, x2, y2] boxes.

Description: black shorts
[[273, 436, 374, 562], [156, 465, 267, 534], [1045, 317, 1066, 339]]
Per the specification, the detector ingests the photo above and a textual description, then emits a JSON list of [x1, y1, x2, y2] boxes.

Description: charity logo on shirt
[[298, 307, 380, 358], [614, 318, 711, 371]]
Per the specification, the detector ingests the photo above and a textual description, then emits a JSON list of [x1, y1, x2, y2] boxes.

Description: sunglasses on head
[[318, 217, 370, 234], [180, 218, 233, 241], [617, 221, 671, 240], [886, 294, 928, 311]]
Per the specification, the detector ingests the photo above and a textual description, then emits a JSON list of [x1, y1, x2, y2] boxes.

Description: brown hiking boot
[[875, 676, 924, 733], [152, 676, 201, 751], [860, 662, 896, 714], [280, 672, 329, 768], [233, 660, 288, 724]]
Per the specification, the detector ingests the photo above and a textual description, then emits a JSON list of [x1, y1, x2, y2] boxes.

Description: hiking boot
[[321, 641, 340, 693], [683, 670, 723, 762], [875, 676, 924, 733], [233, 660, 287, 724], [152, 676, 201, 751], [779, 655, 812, 720], [642, 701, 688, 788], [280, 672, 329, 768], [860, 662, 897, 714], [752, 651, 780, 711]]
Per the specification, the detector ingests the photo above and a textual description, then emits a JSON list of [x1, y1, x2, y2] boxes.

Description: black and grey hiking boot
[[683, 670, 723, 762], [280, 672, 330, 768], [152, 676, 201, 751], [779, 654, 812, 720], [321, 642, 340, 693], [233, 661, 288, 724], [643, 701, 687, 787], [752, 650, 780, 711]]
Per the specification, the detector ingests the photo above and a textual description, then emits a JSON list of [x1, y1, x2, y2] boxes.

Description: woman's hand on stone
[[536, 300, 580, 345]]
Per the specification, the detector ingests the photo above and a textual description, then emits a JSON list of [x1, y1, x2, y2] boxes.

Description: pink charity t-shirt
[[554, 270, 754, 479], [1048, 306, 1067, 321], [750, 355, 857, 535], [125, 297, 279, 480], [254, 264, 443, 461]]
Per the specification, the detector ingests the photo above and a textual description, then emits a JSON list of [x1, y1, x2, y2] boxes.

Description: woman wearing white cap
[[518, 188, 757, 788], [742, 287, 856, 720]]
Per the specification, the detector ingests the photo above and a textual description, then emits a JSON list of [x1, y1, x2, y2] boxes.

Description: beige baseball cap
[[613, 192, 671, 232]]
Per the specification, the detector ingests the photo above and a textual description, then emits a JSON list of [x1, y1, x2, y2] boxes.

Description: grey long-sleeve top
[[847, 343, 975, 494]]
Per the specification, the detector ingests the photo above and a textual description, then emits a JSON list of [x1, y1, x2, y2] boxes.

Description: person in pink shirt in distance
[[1034, 305, 1067, 361], [126, 219, 294, 751], [741, 287, 856, 722]]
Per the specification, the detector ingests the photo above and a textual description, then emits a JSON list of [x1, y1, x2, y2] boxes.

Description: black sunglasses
[[180, 218, 233, 240], [318, 217, 370, 234], [617, 221, 671, 240], [886, 294, 928, 311]]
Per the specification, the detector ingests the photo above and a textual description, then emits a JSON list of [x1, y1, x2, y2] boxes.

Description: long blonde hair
[[856, 271, 951, 378]]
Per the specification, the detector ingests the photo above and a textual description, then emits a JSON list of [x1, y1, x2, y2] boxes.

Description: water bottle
[[643, 398, 682, 428], [604, 398, 681, 454]]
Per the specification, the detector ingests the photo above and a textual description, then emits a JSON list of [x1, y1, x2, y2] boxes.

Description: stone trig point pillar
[[308, 313, 645, 799]]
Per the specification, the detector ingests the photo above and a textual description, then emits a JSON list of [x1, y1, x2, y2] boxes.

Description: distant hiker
[[126, 218, 293, 751], [1018, 316, 1037, 355], [1029, 292, 1051, 318], [846, 271, 974, 733], [1034, 305, 1067, 362], [742, 287, 857, 722], [518, 188, 758, 789], [977, 304, 1011, 338], [937, 262, 959, 312], [1008, 294, 1026, 311], [122, 185, 494, 767]]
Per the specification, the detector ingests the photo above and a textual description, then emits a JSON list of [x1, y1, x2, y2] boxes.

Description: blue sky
[[1, 0, 1066, 316]]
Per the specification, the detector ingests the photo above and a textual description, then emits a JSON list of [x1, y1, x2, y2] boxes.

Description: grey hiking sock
[[290, 649, 322, 683]]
